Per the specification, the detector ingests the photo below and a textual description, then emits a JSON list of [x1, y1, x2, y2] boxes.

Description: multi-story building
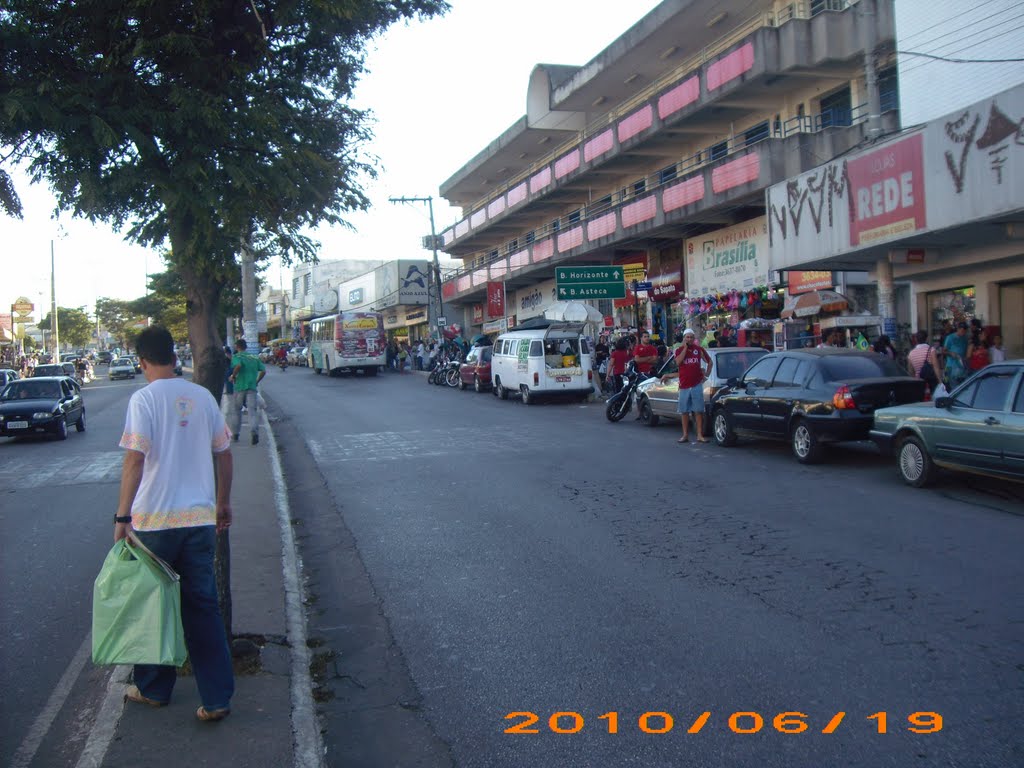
[[436, 0, 900, 341]]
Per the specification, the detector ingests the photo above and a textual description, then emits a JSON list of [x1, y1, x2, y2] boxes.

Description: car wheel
[[474, 375, 484, 393], [55, 418, 68, 441], [76, 410, 86, 432], [459, 376, 469, 390], [791, 418, 823, 464], [521, 385, 533, 405], [638, 397, 660, 427], [495, 378, 508, 400], [897, 434, 938, 487], [713, 409, 737, 447]]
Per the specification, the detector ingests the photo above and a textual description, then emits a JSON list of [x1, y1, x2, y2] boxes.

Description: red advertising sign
[[649, 262, 682, 301], [788, 271, 833, 295], [472, 304, 484, 324], [847, 133, 926, 246], [486, 282, 505, 319]]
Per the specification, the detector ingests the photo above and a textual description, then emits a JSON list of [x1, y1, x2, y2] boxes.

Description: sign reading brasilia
[[684, 217, 768, 298], [766, 81, 1024, 268]]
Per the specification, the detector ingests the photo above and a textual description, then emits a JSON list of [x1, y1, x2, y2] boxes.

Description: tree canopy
[[1, 0, 449, 392], [38, 306, 94, 349]]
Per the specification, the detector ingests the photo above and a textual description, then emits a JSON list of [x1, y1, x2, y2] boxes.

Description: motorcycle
[[605, 362, 651, 422]]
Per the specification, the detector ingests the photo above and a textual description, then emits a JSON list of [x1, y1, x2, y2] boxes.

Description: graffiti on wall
[[767, 161, 851, 245], [943, 101, 1024, 192]]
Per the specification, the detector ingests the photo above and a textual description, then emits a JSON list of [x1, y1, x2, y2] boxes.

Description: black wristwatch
[[114, 515, 132, 524]]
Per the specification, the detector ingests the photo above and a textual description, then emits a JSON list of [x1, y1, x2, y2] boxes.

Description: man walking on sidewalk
[[114, 325, 235, 722], [229, 339, 266, 445]]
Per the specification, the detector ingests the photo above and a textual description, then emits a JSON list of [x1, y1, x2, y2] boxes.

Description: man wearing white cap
[[672, 328, 712, 443]]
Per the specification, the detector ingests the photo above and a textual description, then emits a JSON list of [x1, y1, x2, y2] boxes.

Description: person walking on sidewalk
[[114, 325, 235, 722], [229, 339, 266, 445]]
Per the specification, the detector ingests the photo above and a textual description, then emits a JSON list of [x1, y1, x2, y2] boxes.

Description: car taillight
[[533, 372, 539, 385], [832, 385, 856, 410], [587, 370, 592, 381]]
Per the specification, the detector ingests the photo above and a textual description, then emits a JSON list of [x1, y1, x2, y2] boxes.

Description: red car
[[458, 345, 493, 392]]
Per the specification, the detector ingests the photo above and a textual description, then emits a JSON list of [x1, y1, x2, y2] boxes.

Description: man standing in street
[[671, 328, 713, 443], [229, 339, 266, 445], [632, 330, 659, 376], [115, 325, 235, 722]]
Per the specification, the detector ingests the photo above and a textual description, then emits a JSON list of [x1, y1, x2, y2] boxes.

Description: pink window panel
[[622, 197, 657, 228], [557, 226, 583, 253], [511, 247, 533, 268], [554, 150, 581, 179], [470, 209, 487, 228], [458, 275, 473, 292], [711, 153, 760, 193], [455, 220, 470, 238], [584, 129, 614, 163], [473, 268, 488, 286], [508, 182, 527, 207], [490, 259, 508, 279], [617, 106, 653, 143], [530, 167, 552, 193], [443, 229, 456, 245], [487, 197, 506, 218], [443, 280, 457, 300], [663, 176, 705, 212], [707, 42, 754, 91], [658, 76, 700, 119], [586, 212, 617, 241]]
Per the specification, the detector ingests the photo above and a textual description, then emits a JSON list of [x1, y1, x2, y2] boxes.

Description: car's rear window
[[820, 355, 905, 380]]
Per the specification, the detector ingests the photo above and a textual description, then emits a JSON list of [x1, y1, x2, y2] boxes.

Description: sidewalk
[[99, 402, 311, 768]]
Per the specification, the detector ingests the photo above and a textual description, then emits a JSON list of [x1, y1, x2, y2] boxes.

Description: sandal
[[196, 706, 231, 722], [677, 437, 689, 443], [125, 684, 166, 708]]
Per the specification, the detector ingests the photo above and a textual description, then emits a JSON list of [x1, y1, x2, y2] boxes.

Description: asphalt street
[[259, 365, 1024, 768]]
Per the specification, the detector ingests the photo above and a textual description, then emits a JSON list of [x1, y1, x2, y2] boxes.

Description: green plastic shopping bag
[[92, 533, 188, 666]]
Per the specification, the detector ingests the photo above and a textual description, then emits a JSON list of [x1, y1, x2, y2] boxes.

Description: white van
[[490, 321, 594, 404]]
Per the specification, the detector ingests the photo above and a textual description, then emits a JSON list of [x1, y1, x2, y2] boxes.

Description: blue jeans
[[132, 526, 234, 710]]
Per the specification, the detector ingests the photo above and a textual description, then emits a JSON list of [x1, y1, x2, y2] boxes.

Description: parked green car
[[871, 360, 1024, 487]]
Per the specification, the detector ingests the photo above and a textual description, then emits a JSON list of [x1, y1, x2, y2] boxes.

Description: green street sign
[[555, 265, 625, 284], [556, 283, 626, 300]]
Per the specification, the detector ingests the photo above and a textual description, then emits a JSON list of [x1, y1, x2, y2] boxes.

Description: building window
[[820, 86, 852, 128], [658, 164, 677, 184], [632, 178, 647, 196], [567, 209, 581, 225], [592, 194, 613, 213], [709, 140, 728, 161], [303, 273, 311, 295], [551, 217, 561, 233], [525, 230, 535, 244], [292, 277, 300, 298], [878, 66, 899, 113], [745, 121, 770, 146]]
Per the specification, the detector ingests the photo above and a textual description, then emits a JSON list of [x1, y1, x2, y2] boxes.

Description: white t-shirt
[[119, 378, 232, 531]]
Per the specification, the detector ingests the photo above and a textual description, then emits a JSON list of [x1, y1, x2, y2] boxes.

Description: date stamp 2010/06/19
[[504, 711, 943, 736]]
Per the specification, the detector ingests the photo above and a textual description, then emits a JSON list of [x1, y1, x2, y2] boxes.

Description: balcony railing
[[445, 0, 862, 239], [444, 98, 887, 285]]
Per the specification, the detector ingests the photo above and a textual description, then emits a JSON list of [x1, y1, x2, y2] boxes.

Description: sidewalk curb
[[262, 408, 326, 768]]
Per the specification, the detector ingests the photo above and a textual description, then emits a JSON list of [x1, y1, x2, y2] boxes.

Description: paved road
[[0, 373, 146, 766], [262, 365, 1023, 768]]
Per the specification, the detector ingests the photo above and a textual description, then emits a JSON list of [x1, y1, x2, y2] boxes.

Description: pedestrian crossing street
[[0, 451, 124, 489]]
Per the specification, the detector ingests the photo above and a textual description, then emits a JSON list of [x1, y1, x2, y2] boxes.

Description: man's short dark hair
[[916, 330, 929, 344], [135, 326, 176, 366], [235, 339, 248, 350]]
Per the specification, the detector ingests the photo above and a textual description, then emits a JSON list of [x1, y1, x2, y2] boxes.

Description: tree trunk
[[179, 261, 233, 644]]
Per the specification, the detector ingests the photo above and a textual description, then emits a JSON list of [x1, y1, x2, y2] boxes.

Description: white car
[[108, 357, 136, 380], [287, 346, 308, 366]]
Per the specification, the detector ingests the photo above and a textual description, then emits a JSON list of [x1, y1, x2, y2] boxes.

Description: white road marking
[[73, 666, 131, 768], [10, 633, 92, 768]]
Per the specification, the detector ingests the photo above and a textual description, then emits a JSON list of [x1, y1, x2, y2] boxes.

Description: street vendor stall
[[818, 314, 883, 349]]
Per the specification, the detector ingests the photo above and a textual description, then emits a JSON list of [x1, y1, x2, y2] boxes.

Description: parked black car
[[711, 349, 926, 463], [0, 376, 86, 440]]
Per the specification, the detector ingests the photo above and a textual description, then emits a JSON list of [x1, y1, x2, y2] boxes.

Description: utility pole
[[860, 0, 882, 140], [50, 240, 60, 358], [388, 196, 445, 340], [240, 234, 259, 353]]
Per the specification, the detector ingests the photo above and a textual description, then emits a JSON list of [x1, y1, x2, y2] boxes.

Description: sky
[[1, 0, 664, 321]]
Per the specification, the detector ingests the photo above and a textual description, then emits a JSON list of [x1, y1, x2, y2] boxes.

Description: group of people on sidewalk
[[906, 318, 1005, 395]]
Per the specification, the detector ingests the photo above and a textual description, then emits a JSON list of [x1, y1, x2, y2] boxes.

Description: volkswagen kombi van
[[490, 321, 594, 404]]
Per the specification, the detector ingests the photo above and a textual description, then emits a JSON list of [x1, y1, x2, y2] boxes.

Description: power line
[[898, 3, 1020, 50], [898, 49, 1024, 64], [896, 0, 1007, 45], [899, 22, 1024, 75]]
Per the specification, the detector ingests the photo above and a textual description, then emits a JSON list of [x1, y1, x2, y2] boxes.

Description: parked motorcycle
[[605, 362, 651, 422]]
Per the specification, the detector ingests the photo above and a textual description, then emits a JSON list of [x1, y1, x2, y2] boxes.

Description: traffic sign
[[437, 316, 447, 327], [633, 281, 653, 291], [555, 265, 624, 284], [556, 283, 626, 300]]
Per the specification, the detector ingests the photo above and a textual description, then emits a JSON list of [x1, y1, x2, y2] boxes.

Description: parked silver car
[[635, 347, 770, 435]]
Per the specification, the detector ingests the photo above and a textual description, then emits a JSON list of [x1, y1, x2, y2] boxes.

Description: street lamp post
[[388, 196, 444, 340], [50, 240, 60, 358]]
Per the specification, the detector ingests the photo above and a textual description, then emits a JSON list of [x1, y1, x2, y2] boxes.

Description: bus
[[307, 311, 386, 376]]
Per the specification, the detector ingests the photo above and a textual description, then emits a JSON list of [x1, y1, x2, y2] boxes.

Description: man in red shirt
[[670, 328, 712, 443], [632, 331, 659, 375]]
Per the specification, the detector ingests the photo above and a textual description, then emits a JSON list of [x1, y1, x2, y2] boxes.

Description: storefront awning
[[780, 289, 849, 319]]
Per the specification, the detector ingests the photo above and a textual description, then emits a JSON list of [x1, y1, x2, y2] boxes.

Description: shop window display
[[928, 287, 975, 335]]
